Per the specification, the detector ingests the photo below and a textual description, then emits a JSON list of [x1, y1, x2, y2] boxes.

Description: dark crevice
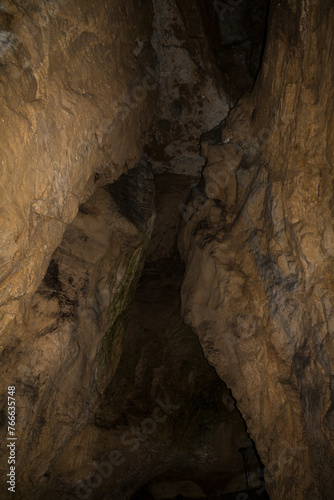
[[197, 0, 270, 99], [104, 160, 155, 230]]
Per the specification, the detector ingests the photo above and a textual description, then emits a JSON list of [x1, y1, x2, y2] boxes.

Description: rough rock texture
[[0, 0, 274, 498], [179, 1, 334, 499], [3, 0, 334, 498], [145, 0, 229, 177], [0, 1, 246, 498], [0, 163, 264, 499], [0, 163, 156, 499], [0, 0, 158, 336], [82, 255, 259, 500]]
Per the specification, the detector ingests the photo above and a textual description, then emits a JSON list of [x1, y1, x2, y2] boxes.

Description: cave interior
[[1, 0, 334, 500]]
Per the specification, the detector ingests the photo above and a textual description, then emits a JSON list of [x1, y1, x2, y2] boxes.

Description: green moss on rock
[[96, 236, 149, 381]]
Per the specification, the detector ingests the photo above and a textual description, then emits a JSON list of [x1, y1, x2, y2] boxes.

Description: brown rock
[[0, 0, 158, 336], [179, 1, 334, 499]]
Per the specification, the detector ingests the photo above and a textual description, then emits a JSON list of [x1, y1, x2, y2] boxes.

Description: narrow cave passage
[[118, 2, 271, 496], [5, 0, 326, 499], [93, 172, 269, 500], [2, 0, 334, 498]]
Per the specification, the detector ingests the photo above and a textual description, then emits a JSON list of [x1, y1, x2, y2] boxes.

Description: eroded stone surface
[[0, 158, 261, 500], [0, 164, 155, 499], [50, 256, 259, 500], [145, 0, 229, 177], [2, 0, 334, 499], [179, 2, 334, 499], [0, 0, 158, 336]]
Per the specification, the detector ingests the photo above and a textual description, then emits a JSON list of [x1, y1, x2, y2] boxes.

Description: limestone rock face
[[145, 0, 229, 177], [179, 1, 334, 499], [0, 161, 260, 499], [0, 0, 157, 336], [0, 2, 245, 499], [3, 0, 334, 498], [0, 163, 156, 499]]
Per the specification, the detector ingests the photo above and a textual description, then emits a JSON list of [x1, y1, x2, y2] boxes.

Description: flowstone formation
[[179, 1, 334, 499]]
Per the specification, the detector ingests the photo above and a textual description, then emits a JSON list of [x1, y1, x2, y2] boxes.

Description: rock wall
[[0, 163, 262, 499], [0, 1, 244, 498], [198, 0, 269, 97], [0, 163, 156, 499], [0, 0, 158, 337], [145, 0, 229, 177], [179, 1, 334, 499], [3, 0, 334, 498]]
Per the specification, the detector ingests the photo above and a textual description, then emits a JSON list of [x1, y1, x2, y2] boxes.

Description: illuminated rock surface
[[179, 2, 334, 499], [1, 1, 333, 500]]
